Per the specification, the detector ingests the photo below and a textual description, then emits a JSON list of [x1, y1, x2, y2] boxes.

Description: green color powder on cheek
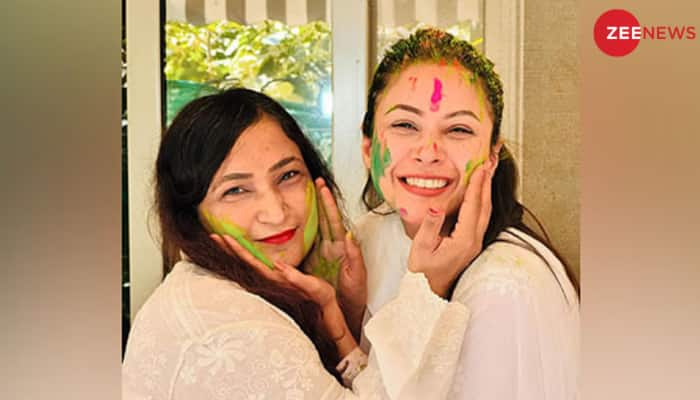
[[370, 129, 392, 201], [201, 210, 274, 269], [463, 157, 487, 186], [302, 180, 319, 255]]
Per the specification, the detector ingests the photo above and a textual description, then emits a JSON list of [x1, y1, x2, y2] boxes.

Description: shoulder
[[143, 261, 305, 337], [170, 309, 333, 400], [453, 228, 577, 308]]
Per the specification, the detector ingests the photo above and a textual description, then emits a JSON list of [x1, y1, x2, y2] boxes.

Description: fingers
[[316, 177, 345, 241], [273, 260, 315, 300], [343, 231, 366, 277], [476, 160, 494, 236], [315, 179, 332, 241], [273, 260, 307, 286], [413, 207, 446, 254], [275, 260, 335, 306], [214, 234, 273, 275], [452, 164, 487, 241], [209, 233, 231, 255]]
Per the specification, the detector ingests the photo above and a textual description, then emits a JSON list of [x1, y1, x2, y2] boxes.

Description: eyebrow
[[385, 104, 481, 122], [268, 156, 299, 172], [444, 109, 481, 122], [215, 156, 301, 190], [385, 104, 423, 116]]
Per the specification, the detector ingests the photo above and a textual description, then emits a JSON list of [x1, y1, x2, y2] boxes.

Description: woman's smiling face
[[198, 114, 318, 268], [364, 62, 494, 234]]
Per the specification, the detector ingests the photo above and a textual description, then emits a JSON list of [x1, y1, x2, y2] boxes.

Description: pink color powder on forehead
[[430, 78, 443, 112]]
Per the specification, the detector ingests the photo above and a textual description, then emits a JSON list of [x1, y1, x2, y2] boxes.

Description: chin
[[260, 242, 304, 267]]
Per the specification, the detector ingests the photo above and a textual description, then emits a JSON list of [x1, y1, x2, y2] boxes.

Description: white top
[[355, 211, 580, 400], [122, 260, 470, 400]]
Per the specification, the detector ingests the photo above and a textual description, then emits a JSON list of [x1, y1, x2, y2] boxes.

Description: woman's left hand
[[408, 160, 496, 298], [305, 178, 367, 312]]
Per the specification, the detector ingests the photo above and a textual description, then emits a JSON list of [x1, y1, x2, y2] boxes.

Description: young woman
[[346, 29, 581, 399], [122, 88, 476, 399]]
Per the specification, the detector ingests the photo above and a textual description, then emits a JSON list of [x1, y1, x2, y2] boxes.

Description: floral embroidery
[[180, 364, 197, 385], [123, 260, 470, 399], [195, 333, 246, 375]]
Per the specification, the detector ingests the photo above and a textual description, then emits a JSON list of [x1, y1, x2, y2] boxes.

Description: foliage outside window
[[164, 20, 333, 162]]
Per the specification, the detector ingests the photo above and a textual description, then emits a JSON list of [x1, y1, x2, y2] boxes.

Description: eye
[[391, 121, 418, 131], [449, 125, 475, 135], [223, 186, 247, 197], [279, 169, 300, 183]]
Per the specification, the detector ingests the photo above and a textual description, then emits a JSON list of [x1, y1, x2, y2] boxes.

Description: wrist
[[338, 294, 366, 316], [426, 274, 451, 299], [322, 301, 358, 358], [321, 300, 346, 337], [334, 331, 359, 359]]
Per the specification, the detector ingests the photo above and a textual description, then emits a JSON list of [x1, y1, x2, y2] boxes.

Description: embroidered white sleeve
[[364, 271, 471, 400]]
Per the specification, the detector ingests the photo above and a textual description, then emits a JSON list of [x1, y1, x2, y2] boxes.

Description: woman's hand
[[210, 233, 336, 307], [212, 234, 357, 357], [305, 178, 367, 340], [408, 161, 496, 298]]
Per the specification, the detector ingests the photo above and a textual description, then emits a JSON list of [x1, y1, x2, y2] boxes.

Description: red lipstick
[[260, 228, 296, 245]]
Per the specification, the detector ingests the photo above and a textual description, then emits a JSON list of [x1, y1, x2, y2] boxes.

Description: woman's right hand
[[407, 161, 495, 298], [212, 234, 358, 357], [211, 233, 337, 308]]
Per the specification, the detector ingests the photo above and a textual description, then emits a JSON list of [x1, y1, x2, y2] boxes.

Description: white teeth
[[405, 177, 448, 189]]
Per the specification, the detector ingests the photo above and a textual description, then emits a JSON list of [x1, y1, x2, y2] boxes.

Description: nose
[[256, 189, 286, 226], [413, 136, 444, 165]]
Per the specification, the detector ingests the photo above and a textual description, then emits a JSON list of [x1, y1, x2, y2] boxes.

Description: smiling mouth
[[398, 176, 452, 196], [259, 228, 297, 245]]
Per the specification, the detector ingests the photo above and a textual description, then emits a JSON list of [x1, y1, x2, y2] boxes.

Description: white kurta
[[122, 260, 470, 400], [355, 211, 580, 399]]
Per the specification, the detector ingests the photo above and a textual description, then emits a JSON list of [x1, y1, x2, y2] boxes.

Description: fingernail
[[399, 207, 408, 217]]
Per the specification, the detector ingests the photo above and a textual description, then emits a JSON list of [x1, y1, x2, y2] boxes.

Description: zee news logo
[[594, 9, 696, 57]]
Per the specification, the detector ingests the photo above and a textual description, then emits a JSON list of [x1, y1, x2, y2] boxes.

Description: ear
[[361, 135, 372, 169], [489, 140, 504, 173]]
